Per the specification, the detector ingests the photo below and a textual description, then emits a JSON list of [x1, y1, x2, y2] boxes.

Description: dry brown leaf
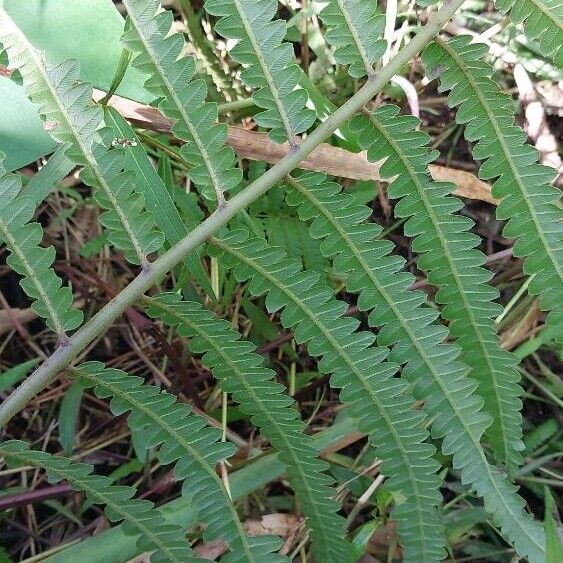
[[93, 90, 497, 204]]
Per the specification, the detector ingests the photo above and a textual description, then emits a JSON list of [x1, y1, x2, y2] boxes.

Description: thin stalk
[[98, 18, 133, 105], [0, 0, 466, 428]]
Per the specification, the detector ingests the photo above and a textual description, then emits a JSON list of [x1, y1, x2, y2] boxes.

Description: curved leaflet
[[74, 362, 283, 563], [423, 36, 563, 340], [210, 229, 445, 563], [0, 440, 194, 563], [146, 293, 350, 563], [205, 0, 315, 146], [0, 159, 82, 337], [122, 0, 241, 204]]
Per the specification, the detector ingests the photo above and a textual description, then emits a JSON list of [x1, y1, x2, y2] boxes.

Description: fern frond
[[121, 0, 241, 204], [318, 0, 387, 78], [495, 0, 563, 65], [284, 170, 546, 555], [351, 105, 525, 469], [0, 162, 83, 337], [349, 108, 545, 561], [0, 10, 164, 266], [146, 293, 350, 563], [423, 36, 563, 338], [210, 229, 445, 563], [0, 440, 194, 563], [73, 362, 284, 563], [204, 0, 316, 146]]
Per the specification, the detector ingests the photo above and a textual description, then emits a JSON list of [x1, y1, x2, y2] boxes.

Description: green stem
[[0, 0, 465, 428], [98, 19, 133, 106]]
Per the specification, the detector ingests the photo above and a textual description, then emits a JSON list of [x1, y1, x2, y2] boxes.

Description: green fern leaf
[[318, 0, 387, 78], [121, 0, 241, 204], [0, 440, 195, 563], [146, 293, 351, 563], [349, 108, 545, 561], [0, 10, 164, 266], [495, 0, 563, 65], [73, 362, 285, 563], [422, 36, 563, 339], [0, 162, 83, 337], [209, 229, 445, 563], [204, 0, 316, 146], [350, 105, 525, 470], [283, 170, 545, 557]]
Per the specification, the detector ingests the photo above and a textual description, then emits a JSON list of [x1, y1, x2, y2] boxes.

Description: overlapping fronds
[[318, 0, 386, 78], [0, 9, 163, 266], [0, 160, 82, 337], [209, 229, 445, 563], [423, 36, 563, 337], [349, 108, 545, 561], [73, 362, 282, 563], [350, 106, 524, 469], [0, 440, 194, 563], [495, 0, 563, 65], [146, 293, 350, 563], [122, 0, 241, 204], [204, 0, 315, 145]]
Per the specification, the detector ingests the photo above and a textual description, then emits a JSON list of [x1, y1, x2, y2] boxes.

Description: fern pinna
[[0, 440, 193, 563], [283, 170, 544, 561], [423, 36, 563, 341], [0, 0, 557, 561], [122, 0, 241, 204], [73, 362, 284, 563], [495, 0, 563, 66], [210, 229, 445, 563], [300, 2, 544, 557], [204, 0, 316, 146], [146, 293, 350, 563], [0, 158, 82, 338], [318, 0, 386, 78], [0, 9, 164, 267], [354, 102, 528, 465]]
